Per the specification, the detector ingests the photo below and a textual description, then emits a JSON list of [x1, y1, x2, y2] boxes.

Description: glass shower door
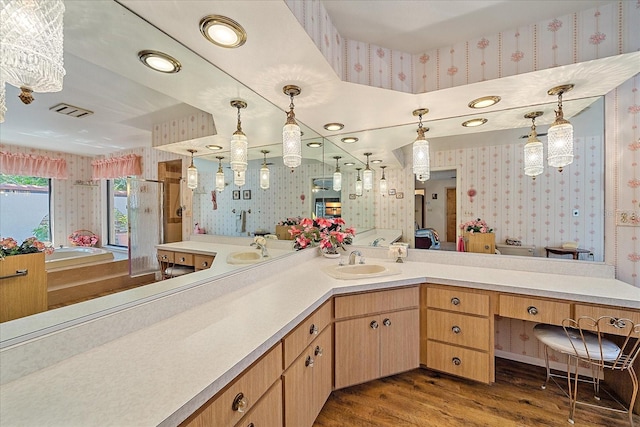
[[127, 178, 164, 277]]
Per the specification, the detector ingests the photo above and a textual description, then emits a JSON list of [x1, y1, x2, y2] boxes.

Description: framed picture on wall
[[233, 190, 240, 200], [388, 189, 396, 195], [243, 190, 251, 200], [396, 192, 404, 199]]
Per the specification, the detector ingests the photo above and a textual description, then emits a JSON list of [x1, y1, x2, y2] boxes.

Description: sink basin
[[226, 251, 269, 265], [322, 263, 400, 280]]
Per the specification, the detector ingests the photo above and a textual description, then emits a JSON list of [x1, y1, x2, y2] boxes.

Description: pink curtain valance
[[0, 151, 68, 179], [91, 154, 142, 180]]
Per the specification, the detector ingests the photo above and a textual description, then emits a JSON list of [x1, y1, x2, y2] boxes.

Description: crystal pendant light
[[215, 156, 225, 192], [355, 168, 363, 197], [186, 149, 198, 189], [363, 153, 373, 191], [379, 166, 388, 195], [230, 100, 248, 174], [523, 111, 544, 179], [260, 150, 270, 190], [0, 0, 66, 105], [282, 85, 302, 168], [234, 170, 245, 187], [547, 84, 574, 172], [0, 80, 6, 123], [332, 156, 342, 191], [412, 108, 430, 181]]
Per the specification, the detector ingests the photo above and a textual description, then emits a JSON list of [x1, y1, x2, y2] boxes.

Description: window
[[107, 177, 128, 247], [0, 174, 51, 242]]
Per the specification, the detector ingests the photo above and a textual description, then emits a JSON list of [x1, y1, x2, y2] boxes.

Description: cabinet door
[[311, 326, 333, 420], [380, 309, 419, 378], [283, 349, 314, 427], [334, 316, 380, 389], [234, 379, 283, 427]]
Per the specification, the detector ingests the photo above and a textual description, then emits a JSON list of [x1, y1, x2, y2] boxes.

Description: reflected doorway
[[158, 160, 182, 243], [415, 169, 457, 248]]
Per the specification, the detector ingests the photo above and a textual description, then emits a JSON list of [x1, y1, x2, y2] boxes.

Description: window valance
[[91, 154, 142, 179], [0, 151, 68, 179]]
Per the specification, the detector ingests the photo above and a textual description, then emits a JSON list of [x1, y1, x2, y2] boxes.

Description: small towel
[[457, 236, 466, 252], [236, 210, 246, 233]]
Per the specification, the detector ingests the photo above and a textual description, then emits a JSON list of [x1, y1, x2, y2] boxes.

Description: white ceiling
[[0, 0, 634, 171]]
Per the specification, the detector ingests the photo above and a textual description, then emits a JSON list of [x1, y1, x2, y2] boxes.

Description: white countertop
[[1, 247, 638, 426]]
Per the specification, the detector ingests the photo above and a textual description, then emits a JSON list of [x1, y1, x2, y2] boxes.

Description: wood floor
[[314, 358, 638, 427]]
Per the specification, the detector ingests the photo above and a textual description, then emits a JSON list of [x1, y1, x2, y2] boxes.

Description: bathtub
[[45, 247, 114, 269]]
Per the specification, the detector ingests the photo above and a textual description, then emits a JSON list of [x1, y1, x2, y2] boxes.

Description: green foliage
[[32, 223, 50, 242], [0, 174, 48, 187], [113, 177, 127, 191], [114, 208, 128, 233]]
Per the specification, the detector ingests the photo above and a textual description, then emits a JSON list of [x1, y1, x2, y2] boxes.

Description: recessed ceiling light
[[341, 137, 358, 143], [199, 15, 247, 48], [138, 50, 181, 73], [468, 96, 501, 109], [344, 162, 355, 166], [206, 144, 223, 151], [371, 159, 382, 164], [306, 142, 322, 148], [324, 122, 344, 131], [462, 118, 488, 127]]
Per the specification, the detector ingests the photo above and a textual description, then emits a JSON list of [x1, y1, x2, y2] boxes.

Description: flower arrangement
[[68, 230, 99, 247], [289, 217, 355, 252], [0, 237, 54, 259], [460, 218, 493, 234]]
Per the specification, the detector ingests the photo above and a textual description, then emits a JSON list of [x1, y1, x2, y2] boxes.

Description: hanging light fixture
[[230, 100, 248, 174], [523, 111, 544, 180], [234, 170, 245, 187], [355, 167, 363, 197], [547, 84, 575, 172], [332, 156, 342, 191], [0, 80, 6, 123], [260, 150, 270, 190], [412, 108, 430, 181], [379, 166, 388, 195], [282, 85, 302, 168], [186, 149, 198, 189], [215, 156, 225, 192], [363, 153, 373, 191], [0, 0, 66, 105]]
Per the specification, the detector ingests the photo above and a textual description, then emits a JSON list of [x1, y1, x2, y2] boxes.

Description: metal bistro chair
[[534, 316, 640, 425], [156, 253, 194, 280]]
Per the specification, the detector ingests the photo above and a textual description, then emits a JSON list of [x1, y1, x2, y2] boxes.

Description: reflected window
[[0, 174, 51, 242], [107, 177, 128, 247]]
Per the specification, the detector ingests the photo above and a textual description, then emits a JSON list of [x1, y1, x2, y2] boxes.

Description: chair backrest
[[562, 316, 640, 371]]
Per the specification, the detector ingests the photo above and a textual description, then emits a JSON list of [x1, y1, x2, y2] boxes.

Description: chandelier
[[215, 156, 225, 192], [332, 156, 342, 191], [379, 166, 388, 195], [0, 0, 66, 107], [363, 153, 373, 191], [282, 85, 302, 168], [186, 149, 198, 190], [230, 100, 248, 175], [234, 170, 245, 187], [412, 108, 430, 182], [355, 167, 363, 197], [260, 150, 270, 190], [523, 111, 544, 179], [547, 84, 574, 172]]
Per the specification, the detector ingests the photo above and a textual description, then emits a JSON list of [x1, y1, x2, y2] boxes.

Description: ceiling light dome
[[468, 96, 501, 109], [138, 50, 181, 73], [199, 15, 247, 48]]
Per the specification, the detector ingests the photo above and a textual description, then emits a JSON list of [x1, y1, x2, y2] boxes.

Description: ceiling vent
[[49, 103, 94, 118]]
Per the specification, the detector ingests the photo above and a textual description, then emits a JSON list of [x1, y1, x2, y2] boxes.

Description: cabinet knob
[[247, 424, 254, 427], [161, 255, 168, 260], [305, 355, 315, 368], [452, 325, 461, 334], [452, 357, 462, 366], [383, 318, 391, 327], [484, 245, 490, 250], [309, 323, 319, 335], [451, 297, 460, 306], [527, 306, 539, 316], [315, 345, 323, 357], [370, 320, 379, 329], [201, 261, 209, 267], [180, 257, 186, 262], [232, 392, 248, 412]]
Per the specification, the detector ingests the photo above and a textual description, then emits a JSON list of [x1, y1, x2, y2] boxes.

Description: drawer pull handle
[[527, 306, 539, 316], [370, 320, 379, 329], [611, 318, 627, 329], [383, 318, 391, 327], [161, 255, 168, 260], [315, 345, 323, 357], [452, 325, 461, 334], [305, 355, 315, 368], [232, 392, 248, 412], [180, 257, 186, 262], [451, 297, 460, 306], [452, 357, 462, 366], [202, 261, 209, 267], [309, 324, 319, 335]]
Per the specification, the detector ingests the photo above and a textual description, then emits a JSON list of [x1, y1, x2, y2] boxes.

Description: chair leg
[[629, 367, 638, 427], [542, 344, 551, 390], [567, 356, 578, 425]]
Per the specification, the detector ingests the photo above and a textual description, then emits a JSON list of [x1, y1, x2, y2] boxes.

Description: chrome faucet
[[250, 242, 269, 257], [371, 237, 386, 247], [348, 250, 363, 265]]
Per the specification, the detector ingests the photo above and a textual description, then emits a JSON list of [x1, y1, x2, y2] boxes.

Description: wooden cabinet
[[157, 249, 215, 278], [194, 254, 215, 271], [0, 252, 47, 323], [233, 380, 282, 427], [334, 287, 419, 389], [499, 294, 570, 326], [283, 301, 332, 368], [423, 285, 494, 383], [463, 232, 495, 254]]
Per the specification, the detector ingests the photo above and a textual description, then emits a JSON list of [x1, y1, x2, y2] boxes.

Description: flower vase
[[320, 247, 341, 259]]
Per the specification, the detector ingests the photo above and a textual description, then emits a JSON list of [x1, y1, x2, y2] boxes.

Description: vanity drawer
[[334, 286, 419, 319], [194, 254, 214, 270], [574, 304, 640, 336], [427, 287, 489, 316], [283, 301, 332, 368], [174, 252, 194, 266], [157, 250, 174, 263], [426, 310, 490, 351], [426, 341, 491, 383], [499, 295, 570, 325]]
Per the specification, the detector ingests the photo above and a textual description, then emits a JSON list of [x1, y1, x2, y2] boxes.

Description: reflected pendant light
[[0, 0, 66, 105], [282, 85, 302, 168], [332, 156, 342, 191], [260, 150, 270, 190], [187, 149, 198, 189], [230, 100, 248, 173], [355, 167, 363, 196], [215, 156, 225, 192], [412, 108, 430, 181], [523, 111, 544, 179], [234, 170, 245, 187], [0, 80, 6, 123], [379, 166, 388, 195], [547, 84, 574, 172], [363, 152, 373, 191]]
